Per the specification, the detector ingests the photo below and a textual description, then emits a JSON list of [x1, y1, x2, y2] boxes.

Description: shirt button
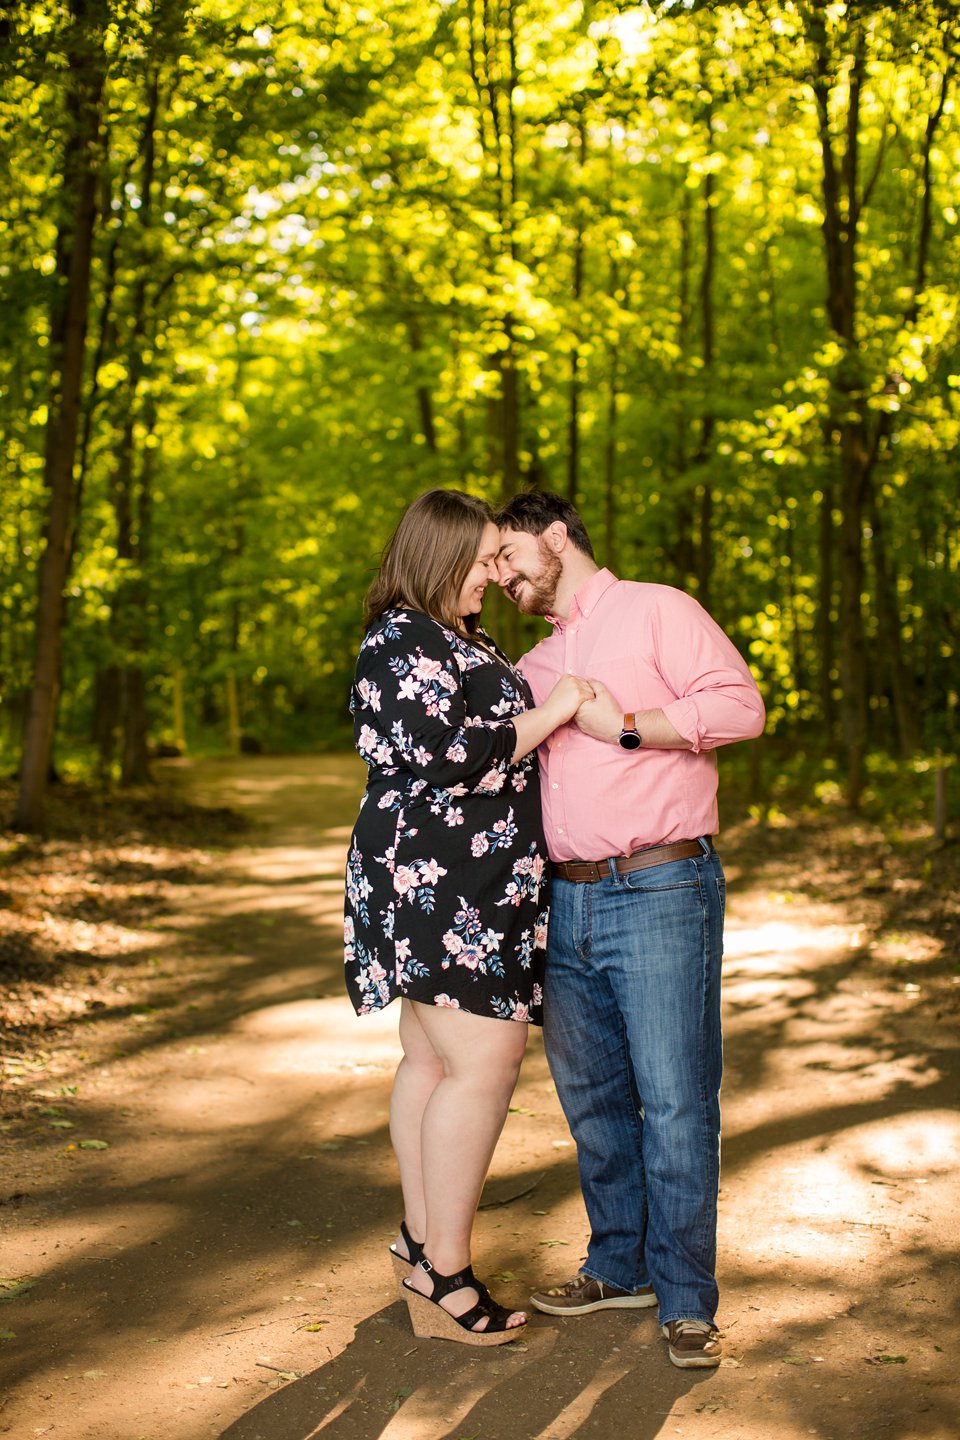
[[551, 783, 559, 789]]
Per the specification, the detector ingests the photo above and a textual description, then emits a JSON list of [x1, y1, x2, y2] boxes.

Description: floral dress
[[344, 608, 548, 1025]]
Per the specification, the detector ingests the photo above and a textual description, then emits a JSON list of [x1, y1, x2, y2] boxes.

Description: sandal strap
[[391, 1220, 423, 1266], [410, 1259, 519, 1334], [417, 1258, 477, 1303]]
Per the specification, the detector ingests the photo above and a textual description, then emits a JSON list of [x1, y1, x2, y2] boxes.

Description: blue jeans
[[543, 840, 724, 1325]]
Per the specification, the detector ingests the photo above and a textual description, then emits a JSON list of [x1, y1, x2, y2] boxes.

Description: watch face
[[618, 730, 642, 750]]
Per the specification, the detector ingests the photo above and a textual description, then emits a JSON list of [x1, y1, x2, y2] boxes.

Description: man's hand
[[572, 677, 623, 744]]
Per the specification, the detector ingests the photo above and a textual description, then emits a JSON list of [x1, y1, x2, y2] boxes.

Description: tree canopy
[[2, 0, 958, 824]]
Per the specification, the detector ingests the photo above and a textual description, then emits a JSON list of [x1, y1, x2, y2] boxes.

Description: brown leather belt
[[553, 838, 711, 884]]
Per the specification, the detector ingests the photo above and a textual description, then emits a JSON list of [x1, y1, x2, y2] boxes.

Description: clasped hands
[[552, 674, 624, 745]]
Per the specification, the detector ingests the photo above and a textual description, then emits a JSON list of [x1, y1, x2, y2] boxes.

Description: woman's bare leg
[[389, 999, 444, 1254], [402, 1000, 528, 1328]]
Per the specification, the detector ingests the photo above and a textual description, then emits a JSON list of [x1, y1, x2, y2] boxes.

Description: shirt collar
[[547, 567, 619, 629]]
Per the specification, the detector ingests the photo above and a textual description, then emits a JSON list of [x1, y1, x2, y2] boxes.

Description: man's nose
[[495, 558, 513, 584]]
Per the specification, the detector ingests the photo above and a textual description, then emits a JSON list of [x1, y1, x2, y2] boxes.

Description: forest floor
[[0, 754, 958, 1440]]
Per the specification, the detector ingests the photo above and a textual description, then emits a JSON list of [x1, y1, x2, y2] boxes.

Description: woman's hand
[[509, 674, 594, 764], [546, 673, 596, 724]]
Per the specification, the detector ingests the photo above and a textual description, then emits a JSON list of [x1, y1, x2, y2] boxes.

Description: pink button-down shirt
[[517, 569, 765, 862]]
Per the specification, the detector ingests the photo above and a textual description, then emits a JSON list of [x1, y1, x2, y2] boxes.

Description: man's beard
[[506, 541, 562, 616]]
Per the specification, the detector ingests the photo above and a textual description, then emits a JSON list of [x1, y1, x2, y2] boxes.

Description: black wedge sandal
[[401, 1257, 527, 1347], [388, 1220, 425, 1284]]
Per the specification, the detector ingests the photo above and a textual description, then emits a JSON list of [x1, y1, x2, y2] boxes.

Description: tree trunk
[[809, 10, 871, 804], [694, 96, 717, 612], [867, 475, 920, 756], [817, 460, 837, 736], [172, 669, 187, 753], [14, 2, 105, 830]]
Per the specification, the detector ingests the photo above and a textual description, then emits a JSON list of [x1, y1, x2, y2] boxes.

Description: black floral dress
[[344, 609, 548, 1025]]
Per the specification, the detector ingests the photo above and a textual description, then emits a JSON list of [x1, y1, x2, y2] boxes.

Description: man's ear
[[546, 521, 568, 553]]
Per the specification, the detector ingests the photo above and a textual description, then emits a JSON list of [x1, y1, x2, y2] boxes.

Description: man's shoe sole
[[531, 1290, 657, 1316], [666, 1347, 722, 1369]]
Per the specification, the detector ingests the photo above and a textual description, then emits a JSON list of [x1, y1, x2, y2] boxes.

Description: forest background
[[1, 0, 958, 832]]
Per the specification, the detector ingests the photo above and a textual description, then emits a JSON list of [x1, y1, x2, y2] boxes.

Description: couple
[[343, 488, 765, 1366]]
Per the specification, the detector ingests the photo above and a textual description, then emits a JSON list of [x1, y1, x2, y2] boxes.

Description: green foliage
[[1, 0, 957, 775]]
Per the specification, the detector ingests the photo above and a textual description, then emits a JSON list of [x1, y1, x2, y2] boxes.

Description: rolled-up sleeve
[[654, 592, 765, 752], [353, 616, 517, 790]]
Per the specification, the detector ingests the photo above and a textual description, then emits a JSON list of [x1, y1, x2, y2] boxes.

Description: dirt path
[[1, 756, 957, 1440]]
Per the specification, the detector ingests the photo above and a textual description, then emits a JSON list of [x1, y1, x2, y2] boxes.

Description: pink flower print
[[393, 864, 417, 896], [535, 920, 548, 948], [531, 854, 546, 884], [533, 983, 543, 1007], [397, 675, 419, 702], [356, 678, 381, 712], [476, 766, 505, 793], [344, 916, 355, 944], [471, 833, 490, 857], [413, 656, 444, 681], [444, 806, 464, 826], [357, 724, 379, 756], [395, 937, 412, 962], [413, 745, 432, 766], [512, 1002, 530, 1022], [457, 947, 483, 970], [434, 994, 461, 1009], [442, 930, 464, 955], [446, 742, 467, 763], [368, 958, 387, 984], [378, 789, 400, 809], [419, 858, 447, 885]]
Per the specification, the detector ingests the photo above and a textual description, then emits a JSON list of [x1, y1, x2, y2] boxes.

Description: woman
[[344, 488, 592, 1347]]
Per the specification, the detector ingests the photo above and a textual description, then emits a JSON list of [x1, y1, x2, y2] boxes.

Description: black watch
[[618, 713, 642, 750]]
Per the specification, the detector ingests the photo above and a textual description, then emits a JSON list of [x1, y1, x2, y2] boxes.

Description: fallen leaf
[[0, 1329, 15, 1341], [865, 1353, 907, 1365], [0, 1279, 33, 1303], [782, 1354, 809, 1365], [303, 1322, 328, 1332], [78, 1140, 109, 1151], [390, 1385, 413, 1412]]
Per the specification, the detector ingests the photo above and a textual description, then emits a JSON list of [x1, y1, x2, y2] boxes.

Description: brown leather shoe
[[531, 1273, 657, 1315], [661, 1319, 722, 1368]]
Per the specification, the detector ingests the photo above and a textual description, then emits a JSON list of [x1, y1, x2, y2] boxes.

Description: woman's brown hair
[[364, 488, 494, 634]]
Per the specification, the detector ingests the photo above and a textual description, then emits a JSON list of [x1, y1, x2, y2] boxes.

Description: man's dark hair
[[494, 490, 595, 559]]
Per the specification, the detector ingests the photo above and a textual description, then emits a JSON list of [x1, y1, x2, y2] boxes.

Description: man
[[495, 491, 765, 1369]]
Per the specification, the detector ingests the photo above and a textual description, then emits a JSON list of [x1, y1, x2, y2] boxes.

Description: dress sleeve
[[352, 614, 517, 793]]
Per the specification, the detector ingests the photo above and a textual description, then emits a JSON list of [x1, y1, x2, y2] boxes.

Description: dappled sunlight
[[375, 1371, 508, 1439], [726, 918, 856, 961], [849, 1112, 959, 1178], [229, 996, 401, 1075]]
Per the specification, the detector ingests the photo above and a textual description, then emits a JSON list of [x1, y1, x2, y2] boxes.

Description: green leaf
[[78, 1139, 110, 1150]]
